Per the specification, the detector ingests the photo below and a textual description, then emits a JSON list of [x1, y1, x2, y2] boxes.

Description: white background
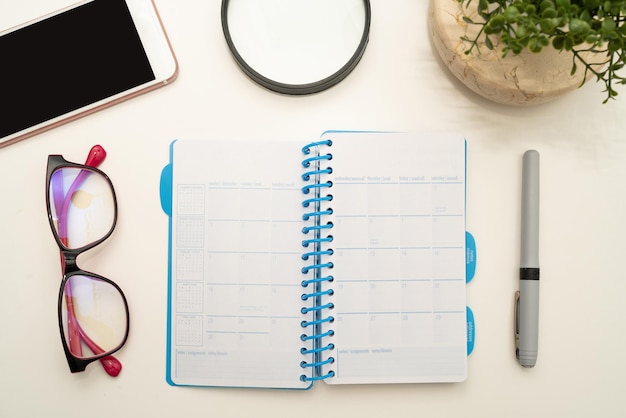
[[1, 1, 625, 417]]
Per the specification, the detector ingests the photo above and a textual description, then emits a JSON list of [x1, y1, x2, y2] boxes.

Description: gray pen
[[515, 150, 540, 368]]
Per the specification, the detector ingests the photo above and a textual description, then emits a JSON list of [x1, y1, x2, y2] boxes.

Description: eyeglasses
[[46, 145, 129, 376]]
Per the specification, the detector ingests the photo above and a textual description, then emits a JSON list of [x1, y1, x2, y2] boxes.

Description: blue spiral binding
[[299, 139, 335, 383]]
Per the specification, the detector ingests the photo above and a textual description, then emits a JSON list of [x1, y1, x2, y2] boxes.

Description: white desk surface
[[2, 1, 626, 417]]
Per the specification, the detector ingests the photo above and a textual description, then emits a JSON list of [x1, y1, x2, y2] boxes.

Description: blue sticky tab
[[160, 163, 173, 216], [465, 231, 476, 283], [466, 306, 475, 355]]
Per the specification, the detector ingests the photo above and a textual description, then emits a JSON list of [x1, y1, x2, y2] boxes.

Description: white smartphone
[[0, 0, 178, 148]]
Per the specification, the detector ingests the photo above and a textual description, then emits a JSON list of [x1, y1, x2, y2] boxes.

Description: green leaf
[[529, 38, 543, 52], [583, 0, 600, 9], [511, 42, 524, 54], [504, 6, 520, 22], [602, 17, 617, 32], [485, 35, 494, 50], [553, 35, 566, 49], [580, 10, 591, 22], [569, 19, 591, 35], [608, 38, 624, 52], [485, 15, 506, 33], [540, 18, 558, 32]]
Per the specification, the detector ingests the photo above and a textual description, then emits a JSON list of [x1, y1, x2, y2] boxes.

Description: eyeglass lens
[[49, 167, 115, 250], [61, 275, 128, 359]]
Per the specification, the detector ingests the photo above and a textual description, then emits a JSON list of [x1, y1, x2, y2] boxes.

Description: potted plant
[[428, 0, 626, 104]]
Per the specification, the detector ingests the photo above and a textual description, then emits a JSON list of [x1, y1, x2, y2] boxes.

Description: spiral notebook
[[160, 131, 473, 389]]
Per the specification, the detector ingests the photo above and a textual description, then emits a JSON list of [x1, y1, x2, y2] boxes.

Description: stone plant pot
[[428, 0, 598, 106]]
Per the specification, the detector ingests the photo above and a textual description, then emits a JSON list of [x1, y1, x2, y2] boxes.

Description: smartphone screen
[[0, 0, 156, 139]]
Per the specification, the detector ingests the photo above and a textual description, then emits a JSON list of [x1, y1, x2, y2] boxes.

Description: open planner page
[[320, 132, 468, 384], [167, 140, 310, 389]]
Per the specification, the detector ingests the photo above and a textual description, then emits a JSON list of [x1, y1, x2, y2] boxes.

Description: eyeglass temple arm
[[55, 145, 107, 241], [53, 145, 122, 377], [77, 319, 123, 376]]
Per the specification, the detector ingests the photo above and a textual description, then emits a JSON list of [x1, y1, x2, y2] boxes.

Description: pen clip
[[514, 291, 520, 360]]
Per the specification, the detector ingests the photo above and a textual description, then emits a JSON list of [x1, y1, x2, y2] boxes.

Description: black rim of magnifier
[[221, 0, 371, 95]]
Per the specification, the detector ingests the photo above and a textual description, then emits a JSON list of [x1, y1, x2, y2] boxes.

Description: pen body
[[518, 150, 540, 368]]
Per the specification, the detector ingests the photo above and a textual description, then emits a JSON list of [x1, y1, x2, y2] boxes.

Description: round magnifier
[[221, 0, 371, 95]]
